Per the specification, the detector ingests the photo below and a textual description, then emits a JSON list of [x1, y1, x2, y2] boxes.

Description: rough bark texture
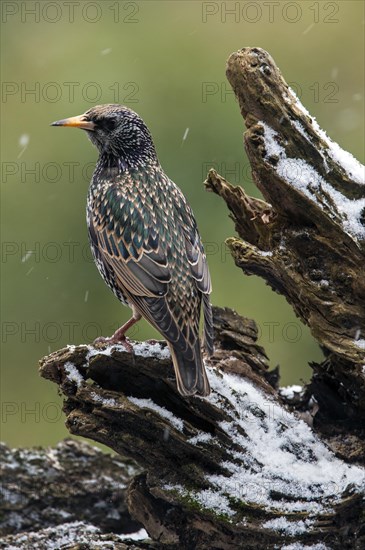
[[0, 439, 141, 536], [35, 306, 365, 549], [205, 47, 365, 436], [0, 526, 154, 550], [0, 439, 153, 549]]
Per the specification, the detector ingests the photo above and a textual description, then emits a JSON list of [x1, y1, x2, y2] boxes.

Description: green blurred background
[[1, 1, 364, 447]]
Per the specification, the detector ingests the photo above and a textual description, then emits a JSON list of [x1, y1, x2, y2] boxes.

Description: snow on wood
[[261, 122, 365, 242], [38, 305, 365, 548]]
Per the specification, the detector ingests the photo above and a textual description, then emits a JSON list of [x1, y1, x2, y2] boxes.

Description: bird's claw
[[93, 335, 134, 353]]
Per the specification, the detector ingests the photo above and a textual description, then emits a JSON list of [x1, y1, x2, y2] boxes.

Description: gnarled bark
[[205, 47, 365, 433], [0, 439, 151, 549], [37, 307, 365, 549]]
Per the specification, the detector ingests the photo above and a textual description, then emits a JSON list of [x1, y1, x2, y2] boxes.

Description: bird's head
[[51, 104, 157, 168]]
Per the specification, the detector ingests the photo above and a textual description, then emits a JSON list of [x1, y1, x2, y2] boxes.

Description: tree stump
[[205, 47, 365, 442], [36, 305, 365, 549]]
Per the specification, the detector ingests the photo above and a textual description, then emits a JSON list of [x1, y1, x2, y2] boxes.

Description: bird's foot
[[93, 315, 141, 353], [93, 333, 134, 353]]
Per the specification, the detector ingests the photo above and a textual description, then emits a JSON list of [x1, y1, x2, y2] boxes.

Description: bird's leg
[[94, 309, 142, 352]]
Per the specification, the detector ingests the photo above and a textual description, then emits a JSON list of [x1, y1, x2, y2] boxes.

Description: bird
[[51, 104, 213, 396]]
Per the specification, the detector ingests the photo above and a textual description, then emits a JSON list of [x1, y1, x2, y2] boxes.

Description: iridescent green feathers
[[88, 164, 213, 381]]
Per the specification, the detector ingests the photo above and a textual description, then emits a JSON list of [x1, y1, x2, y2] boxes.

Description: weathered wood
[[205, 47, 365, 429], [0, 439, 152, 549], [0, 521, 154, 550], [37, 307, 365, 549]]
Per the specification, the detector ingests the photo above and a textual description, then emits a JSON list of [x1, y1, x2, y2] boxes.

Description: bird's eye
[[102, 118, 117, 132]]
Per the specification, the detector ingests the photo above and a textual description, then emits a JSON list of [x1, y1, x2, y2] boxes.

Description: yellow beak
[[51, 114, 95, 130]]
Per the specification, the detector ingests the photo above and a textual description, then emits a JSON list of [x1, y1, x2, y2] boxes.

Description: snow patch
[[193, 489, 235, 518], [133, 341, 171, 359], [64, 362, 83, 387], [86, 341, 170, 361], [119, 528, 149, 540], [279, 385, 303, 400], [166, 367, 365, 519], [187, 432, 213, 445], [282, 544, 330, 550], [3, 521, 148, 549], [263, 516, 313, 536], [261, 122, 365, 241], [354, 339, 365, 350], [89, 392, 119, 407], [287, 86, 365, 185], [128, 397, 184, 432]]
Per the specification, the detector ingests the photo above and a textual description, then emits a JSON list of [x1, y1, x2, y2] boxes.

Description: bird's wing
[[89, 180, 173, 299], [173, 187, 214, 355], [88, 175, 207, 356], [175, 188, 212, 296]]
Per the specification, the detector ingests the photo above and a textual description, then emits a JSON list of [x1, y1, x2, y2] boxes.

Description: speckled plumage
[[52, 104, 213, 396]]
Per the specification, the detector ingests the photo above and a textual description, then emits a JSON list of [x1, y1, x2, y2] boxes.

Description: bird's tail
[[168, 339, 210, 397]]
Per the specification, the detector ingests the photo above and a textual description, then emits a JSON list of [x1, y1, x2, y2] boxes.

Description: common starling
[[51, 104, 213, 396]]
